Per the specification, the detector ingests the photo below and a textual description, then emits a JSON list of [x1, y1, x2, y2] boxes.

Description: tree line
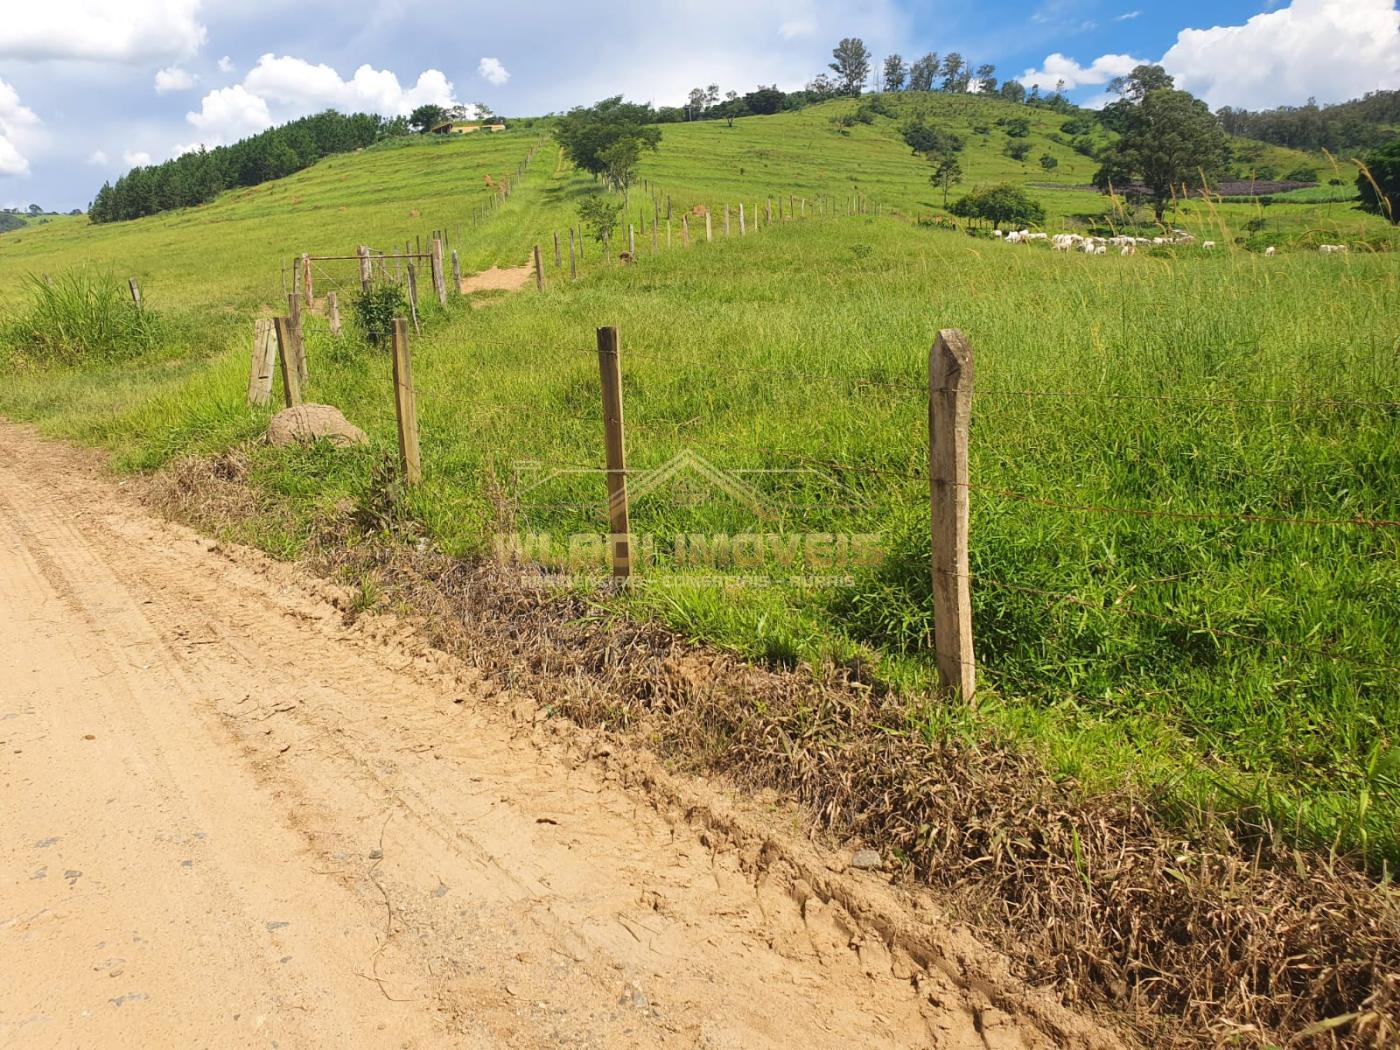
[[88, 110, 411, 224], [1216, 91, 1400, 155]]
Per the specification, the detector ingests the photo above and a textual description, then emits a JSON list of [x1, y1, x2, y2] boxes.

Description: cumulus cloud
[[0, 77, 41, 177], [178, 54, 458, 150], [0, 0, 206, 63], [217, 55, 235, 74], [122, 149, 152, 167], [1022, 0, 1400, 110], [154, 66, 198, 93], [86, 149, 109, 165], [184, 83, 273, 146], [478, 57, 510, 86], [1161, 0, 1400, 109], [1018, 52, 1141, 92]]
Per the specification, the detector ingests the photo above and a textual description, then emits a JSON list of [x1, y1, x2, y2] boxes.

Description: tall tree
[[408, 104, 447, 133], [883, 54, 908, 92], [687, 87, 708, 120], [940, 53, 966, 92], [1094, 81, 1231, 222], [909, 53, 940, 92], [1108, 64, 1176, 103], [975, 64, 998, 94], [830, 38, 872, 96], [555, 97, 662, 184], [999, 80, 1026, 104], [929, 154, 963, 207]]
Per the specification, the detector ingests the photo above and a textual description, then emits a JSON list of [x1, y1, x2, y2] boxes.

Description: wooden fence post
[[302, 253, 313, 305], [596, 326, 631, 580], [246, 318, 277, 405], [724, 205, 730, 237], [928, 329, 975, 701], [738, 203, 746, 236], [533, 244, 545, 290], [705, 211, 712, 242], [128, 277, 142, 308], [357, 245, 372, 290], [570, 228, 578, 279], [286, 293, 307, 386], [273, 317, 302, 408], [451, 249, 462, 294], [406, 263, 420, 333], [767, 198, 773, 225], [431, 237, 447, 306], [327, 292, 341, 337], [554, 230, 562, 268], [628, 223, 636, 256], [681, 214, 690, 247], [391, 318, 422, 486]]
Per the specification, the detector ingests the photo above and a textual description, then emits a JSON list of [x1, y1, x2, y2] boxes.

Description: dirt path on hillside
[[0, 423, 1114, 1050], [459, 263, 534, 296]]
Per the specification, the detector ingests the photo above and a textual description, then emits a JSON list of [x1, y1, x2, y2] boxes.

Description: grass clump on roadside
[[0, 268, 162, 366]]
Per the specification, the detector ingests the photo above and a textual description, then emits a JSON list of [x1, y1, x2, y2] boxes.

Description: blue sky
[[2, 0, 1398, 211]]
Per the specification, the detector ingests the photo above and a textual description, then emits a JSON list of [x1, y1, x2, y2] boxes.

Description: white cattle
[[1120, 245, 1136, 256], [1264, 246, 1277, 257], [1202, 241, 1216, 250], [1319, 244, 1349, 254], [992, 230, 1005, 238]]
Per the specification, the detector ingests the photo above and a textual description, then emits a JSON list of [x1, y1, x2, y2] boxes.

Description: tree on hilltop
[[883, 55, 908, 92], [909, 53, 940, 92], [554, 97, 662, 196], [1357, 139, 1399, 223], [929, 154, 963, 207], [830, 38, 871, 95], [408, 104, 447, 133]]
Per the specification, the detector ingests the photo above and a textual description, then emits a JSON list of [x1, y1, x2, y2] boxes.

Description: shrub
[[1006, 141, 1032, 162], [577, 193, 624, 245], [1005, 117, 1031, 138], [1, 268, 159, 364], [902, 119, 964, 156], [948, 183, 1045, 230], [351, 281, 408, 347], [1039, 154, 1059, 171]]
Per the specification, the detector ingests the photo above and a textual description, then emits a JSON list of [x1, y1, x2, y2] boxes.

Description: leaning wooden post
[[391, 318, 422, 487], [128, 277, 142, 308], [596, 326, 631, 580], [327, 291, 341, 337], [272, 317, 302, 408], [246, 318, 277, 406], [286, 293, 307, 387], [451, 249, 462, 294], [406, 263, 420, 334], [533, 244, 545, 291], [301, 253, 313, 306], [928, 329, 975, 701]]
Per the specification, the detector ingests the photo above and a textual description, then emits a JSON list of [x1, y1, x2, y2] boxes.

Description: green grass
[[1, 102, 1397, 870]]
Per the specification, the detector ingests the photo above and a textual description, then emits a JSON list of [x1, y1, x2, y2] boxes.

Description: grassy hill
[[0, 100, 1396, 871]]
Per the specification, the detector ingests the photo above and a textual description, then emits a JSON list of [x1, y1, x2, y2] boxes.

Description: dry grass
[[147, 453, 1399, 1047]]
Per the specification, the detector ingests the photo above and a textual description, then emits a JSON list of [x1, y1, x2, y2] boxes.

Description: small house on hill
[[431, 122, 508, 135]]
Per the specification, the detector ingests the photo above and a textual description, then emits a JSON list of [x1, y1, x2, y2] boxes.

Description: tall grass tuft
[[2, 268, 160, 365]]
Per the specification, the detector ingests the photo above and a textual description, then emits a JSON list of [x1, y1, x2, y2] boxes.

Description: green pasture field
[[0, 100, 1396, 869]]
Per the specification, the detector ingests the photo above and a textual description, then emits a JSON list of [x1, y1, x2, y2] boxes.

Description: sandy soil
[[459, 264, 535, 296], [0, 422, 1118, 1049]]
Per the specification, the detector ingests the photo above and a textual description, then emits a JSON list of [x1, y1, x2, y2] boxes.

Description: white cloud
[[86, 149, 109, 165], [217, 55, 234, 74], [184, 83, 273, 146], [0, 1, 206, 63], [1114, 10, 1141, 21], [778, 18, 816, 39], [1161, 0, 1400, 109], [241, 53, 457, 114], [154, 66, 198, 93], [478, 57, 509, 86], [1019, 52, 1141, 92], [122, 149, 152, 167], [0, 78, 41, 177]]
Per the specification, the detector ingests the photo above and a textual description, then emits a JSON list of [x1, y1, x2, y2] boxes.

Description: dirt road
[[0, 423, 1108, 1049]]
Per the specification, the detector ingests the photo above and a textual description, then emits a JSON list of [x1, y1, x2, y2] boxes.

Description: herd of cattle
[[992, 229, 1350, 257]]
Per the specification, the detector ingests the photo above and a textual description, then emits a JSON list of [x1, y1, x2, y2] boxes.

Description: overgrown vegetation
[[350, 281, 408, 346], [0, 268, 160, 365]]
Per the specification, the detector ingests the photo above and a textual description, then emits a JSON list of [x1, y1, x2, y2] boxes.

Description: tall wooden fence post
[[286, 293, 307, 386], [273, 317, 302, 408], [246, 318, 277, 405], [357, 245, 372, 290], [628, 223, 636, 256], [533, 244, 545, 290], [554, 230, 562, 268], [596, 326, 631, 581], [681, 214, 690, 247], [451, 249, 462, 294], [128, 277, 142, 308], [738, 203, 746, 236], [705, 211, 712, 242], [327, 292, 341, 337], [406, 263, 420, 334], [928, 329, 975, 701], [301, 253, 313, 306], [569, 228, 577, 279], [391, 318, 422, 486], [431, 237, 447, 306]]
